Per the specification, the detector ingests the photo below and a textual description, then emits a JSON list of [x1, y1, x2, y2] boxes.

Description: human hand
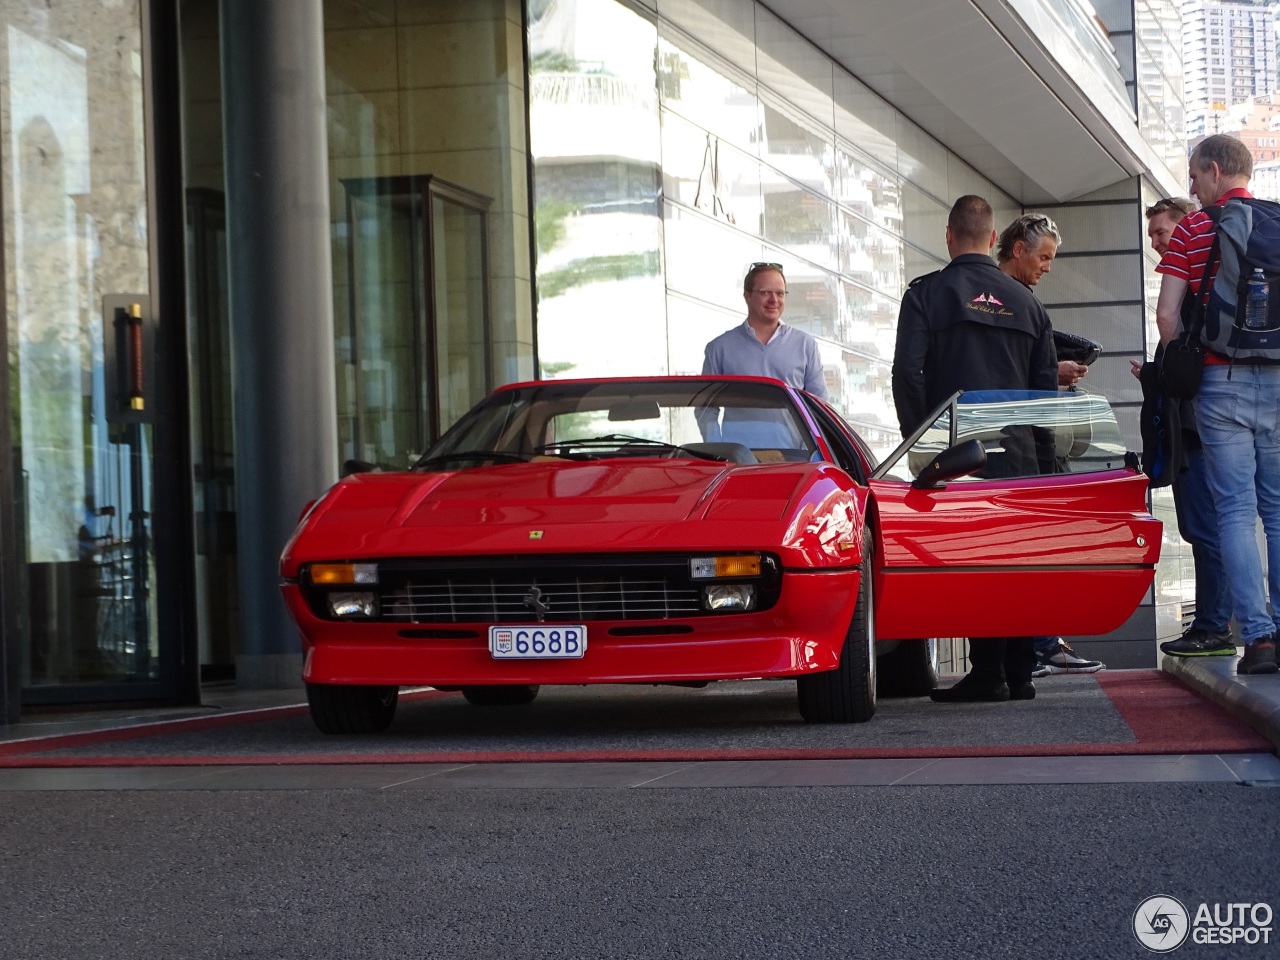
[[1130, 359, 1143, 380], [1058, 360, 1088, 387]]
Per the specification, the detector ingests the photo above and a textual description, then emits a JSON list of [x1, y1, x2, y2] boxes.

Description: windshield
[[873, 390, 1130, 482], [415, 379, 821, 469]]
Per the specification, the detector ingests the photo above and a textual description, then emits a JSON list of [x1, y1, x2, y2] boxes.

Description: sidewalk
[[1161, 652, 1280, 753]]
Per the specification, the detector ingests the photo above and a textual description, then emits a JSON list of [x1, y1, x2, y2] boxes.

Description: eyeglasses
[[750, 261, 784, 271]]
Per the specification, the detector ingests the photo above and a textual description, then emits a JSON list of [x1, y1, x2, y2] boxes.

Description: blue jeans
[[1173, 440, 1233, 633], [1194, 364, 1280, 644]]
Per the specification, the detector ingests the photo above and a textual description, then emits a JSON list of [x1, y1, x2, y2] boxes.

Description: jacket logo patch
[[967, 292, 1013, 316]]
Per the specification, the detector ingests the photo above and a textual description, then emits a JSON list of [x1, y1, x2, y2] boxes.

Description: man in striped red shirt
[[1155, 134, 1280, 675]]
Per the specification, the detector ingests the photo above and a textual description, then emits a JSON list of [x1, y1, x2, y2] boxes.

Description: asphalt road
[[1, 782, 1276, 960]]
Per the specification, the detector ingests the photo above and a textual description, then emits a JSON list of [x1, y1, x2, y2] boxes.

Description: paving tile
[[389, 761, 696, 789], [631, 758, 935, 787], [890, 754, 1256, 785]]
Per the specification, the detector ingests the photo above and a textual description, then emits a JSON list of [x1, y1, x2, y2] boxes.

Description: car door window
[[874, 390, 1130, 483]]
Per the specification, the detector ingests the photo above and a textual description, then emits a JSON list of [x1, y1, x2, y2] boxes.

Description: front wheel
[[797, 528, 876, 723], [306, 683, 398, 734], [461, 685, 540, 706]]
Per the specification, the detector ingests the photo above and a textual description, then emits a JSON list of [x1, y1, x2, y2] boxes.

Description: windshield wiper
[[413, 450, 528, 470]]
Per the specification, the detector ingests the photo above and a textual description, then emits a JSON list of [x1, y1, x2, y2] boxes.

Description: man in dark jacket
[[890, 195, 1059, 703], [892, 195, 1058, 436]]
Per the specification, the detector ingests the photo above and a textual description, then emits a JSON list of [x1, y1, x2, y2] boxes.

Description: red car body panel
[[282, 461, 867, 572], [871, 470, 1159, 639]]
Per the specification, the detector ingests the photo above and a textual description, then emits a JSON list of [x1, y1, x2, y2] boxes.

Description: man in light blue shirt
[[698, 263, 828, 446], [701, 263, 828, 398]]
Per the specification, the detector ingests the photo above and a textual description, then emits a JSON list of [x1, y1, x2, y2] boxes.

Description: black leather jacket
[[891, 253, 1058, 436]]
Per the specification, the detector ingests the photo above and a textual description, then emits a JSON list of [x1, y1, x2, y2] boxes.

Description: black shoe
[[1009, 680, 1036, 701], [1238, 638, 1278, 675], [929, 675, 1010, 703]]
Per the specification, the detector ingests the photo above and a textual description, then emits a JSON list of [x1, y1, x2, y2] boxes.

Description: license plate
[[489, 625, 587, 659]]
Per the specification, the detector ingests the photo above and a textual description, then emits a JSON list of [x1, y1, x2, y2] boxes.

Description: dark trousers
[[968, 636, 1037, 686]]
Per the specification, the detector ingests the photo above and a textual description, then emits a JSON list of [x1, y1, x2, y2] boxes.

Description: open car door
[[866, 391, 1161, 641]]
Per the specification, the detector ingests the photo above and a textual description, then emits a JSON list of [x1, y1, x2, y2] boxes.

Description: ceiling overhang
[[768, 0, 1182, 203]]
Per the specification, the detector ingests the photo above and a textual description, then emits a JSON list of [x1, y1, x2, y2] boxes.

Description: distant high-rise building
[[1183, 0, 1278, 136]]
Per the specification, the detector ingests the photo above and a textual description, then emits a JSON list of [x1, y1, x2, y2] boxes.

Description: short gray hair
[[996, 214, 1062, 263]]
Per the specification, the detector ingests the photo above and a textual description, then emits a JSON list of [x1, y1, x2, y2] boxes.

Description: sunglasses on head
[[749, 261, 784, 272]]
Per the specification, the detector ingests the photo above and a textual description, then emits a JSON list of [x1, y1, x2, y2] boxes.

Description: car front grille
[[303, 554, 780, 623], [380, 576, 703, 623]]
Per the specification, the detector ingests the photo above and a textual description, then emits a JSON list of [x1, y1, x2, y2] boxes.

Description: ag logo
[[1134, 895, 1190, 952]]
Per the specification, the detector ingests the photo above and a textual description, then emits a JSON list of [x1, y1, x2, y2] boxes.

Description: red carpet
[[0, 671, 1270, 766]]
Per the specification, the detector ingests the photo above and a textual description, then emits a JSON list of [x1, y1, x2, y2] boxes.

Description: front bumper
[[283, 569, 860, 686]]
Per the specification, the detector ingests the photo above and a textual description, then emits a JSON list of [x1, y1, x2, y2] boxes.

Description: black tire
[[461, 684, 541, 706], [306, 682, 398, 734], [796, 528, 876, 723], [877, 638, 940, 698]]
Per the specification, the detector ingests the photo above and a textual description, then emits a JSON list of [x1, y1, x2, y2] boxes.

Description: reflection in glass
[[529, 0, 666, 379], [3, 2, 157, 687], [525, 0, 1019, 441]]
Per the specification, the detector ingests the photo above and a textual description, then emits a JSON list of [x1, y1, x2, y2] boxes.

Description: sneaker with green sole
[[1160, 627, 1236, 657]]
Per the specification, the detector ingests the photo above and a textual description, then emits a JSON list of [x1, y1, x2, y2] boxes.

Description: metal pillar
[[220, 0, 337, 688]]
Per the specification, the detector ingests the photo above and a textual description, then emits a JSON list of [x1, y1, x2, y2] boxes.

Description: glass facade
[[1, 0, 161, 693], [1134, 0, 1187, 182], [176, 0, 531, 682], [528, 0, 1018, 464]]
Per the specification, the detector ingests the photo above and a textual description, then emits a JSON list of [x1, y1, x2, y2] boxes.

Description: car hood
[[282, 459, 817, 567]]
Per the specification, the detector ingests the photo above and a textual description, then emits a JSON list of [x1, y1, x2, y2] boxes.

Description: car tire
[[306, 682, 398, 734], [461, 685, 541, 706], [796, 527, 876, 723], [877, 638, 939, 698]]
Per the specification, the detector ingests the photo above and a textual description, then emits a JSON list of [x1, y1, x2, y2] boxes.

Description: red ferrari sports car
[[280, 376, 1160, 733]]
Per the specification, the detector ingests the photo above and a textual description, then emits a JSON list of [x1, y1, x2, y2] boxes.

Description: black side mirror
[[342, 459, 378, 477], [911, 438, 987, 490]]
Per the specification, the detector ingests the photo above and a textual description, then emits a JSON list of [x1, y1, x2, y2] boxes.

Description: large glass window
[[1, 0, 158, 690], [527, 0, 1018, 436], [177, 0, 525, 682]]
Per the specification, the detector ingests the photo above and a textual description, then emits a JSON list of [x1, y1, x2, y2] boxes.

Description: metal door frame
[[0, 0, 198, 717]]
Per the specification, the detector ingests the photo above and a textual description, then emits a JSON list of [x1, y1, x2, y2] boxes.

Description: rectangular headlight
[[311, 562, 378, 585], [690, 555, 762, 579]]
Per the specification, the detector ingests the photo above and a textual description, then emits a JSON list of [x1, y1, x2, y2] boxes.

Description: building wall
[[528, 0, 1020, 461]]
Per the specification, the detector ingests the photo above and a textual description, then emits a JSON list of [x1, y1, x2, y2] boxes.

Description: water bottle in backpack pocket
[[1244, 268, 1270, 330]]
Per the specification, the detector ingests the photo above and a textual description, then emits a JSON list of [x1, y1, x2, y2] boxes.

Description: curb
[[1162, 654, 1280, 755]]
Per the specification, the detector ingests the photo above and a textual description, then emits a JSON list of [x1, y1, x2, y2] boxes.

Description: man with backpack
[[1155, 134, 1280, 675]]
